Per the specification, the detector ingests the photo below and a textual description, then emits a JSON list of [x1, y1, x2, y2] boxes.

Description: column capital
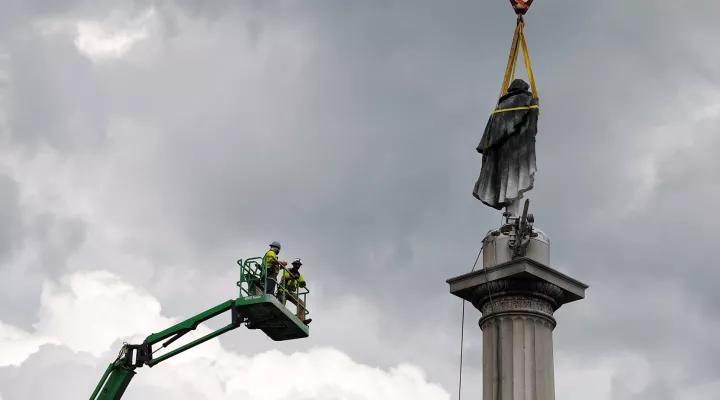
[[447, 257, 588, 308], [471, 279, 565, 312]]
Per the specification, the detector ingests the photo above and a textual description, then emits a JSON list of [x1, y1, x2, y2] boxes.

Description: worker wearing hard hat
[[279, 258, 312, 325], [261, 241, 287, 297]]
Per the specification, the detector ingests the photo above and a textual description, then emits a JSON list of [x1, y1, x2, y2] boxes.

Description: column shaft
[[479, 295, 556, 400]]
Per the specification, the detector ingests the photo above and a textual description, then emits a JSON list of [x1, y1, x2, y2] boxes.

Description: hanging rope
[[458, 235, 504, 400], [458, 244, 483, 400]]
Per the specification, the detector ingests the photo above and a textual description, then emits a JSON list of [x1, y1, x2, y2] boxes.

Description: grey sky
[[0, 0, 719, 399]]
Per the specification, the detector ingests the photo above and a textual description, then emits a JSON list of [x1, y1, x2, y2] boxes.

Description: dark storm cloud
[[4, 32, 109, 152], [554, 120, 720, 363], [0, 0, 719, 398], [0, 175, 35, 329], [0, 174, 86, 329], [0, 175, 22, 260], [139, 0, 719, 329]]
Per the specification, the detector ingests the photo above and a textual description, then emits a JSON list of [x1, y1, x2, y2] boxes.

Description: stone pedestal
[[447, 257, 588, 400]]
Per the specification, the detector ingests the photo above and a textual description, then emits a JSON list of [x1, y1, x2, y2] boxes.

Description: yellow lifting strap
[[493, 19, 539, 114], [483, 18, 539, 157]]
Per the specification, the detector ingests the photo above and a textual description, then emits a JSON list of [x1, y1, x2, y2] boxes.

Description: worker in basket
[[279, 258, 312, 325], [252, 241, 287, 297]]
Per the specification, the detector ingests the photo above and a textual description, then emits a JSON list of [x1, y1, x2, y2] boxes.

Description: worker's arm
[[280, 270, 290, 284], [264, 252, 287, 268]]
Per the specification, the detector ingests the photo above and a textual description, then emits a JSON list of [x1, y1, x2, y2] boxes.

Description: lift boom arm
[[90, 257, 311, 399], [90, 299, 245, 400]]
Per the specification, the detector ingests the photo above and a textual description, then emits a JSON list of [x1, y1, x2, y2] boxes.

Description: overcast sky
[[0, 0, 719, 399]]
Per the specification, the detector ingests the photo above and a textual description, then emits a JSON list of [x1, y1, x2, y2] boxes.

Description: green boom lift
[[89, 257, 311, 400]]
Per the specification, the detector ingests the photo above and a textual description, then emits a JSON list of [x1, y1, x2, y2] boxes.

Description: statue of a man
[[473, 78, 538, 211]]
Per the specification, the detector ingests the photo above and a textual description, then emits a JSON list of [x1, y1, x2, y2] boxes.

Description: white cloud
[[75, 23, 147, 60], [0, 321, 58, 368], [75, 8, 157, 61], [555, 353, 653, 400], [33, 7, 159, 62], [0, 270, 451, 400]]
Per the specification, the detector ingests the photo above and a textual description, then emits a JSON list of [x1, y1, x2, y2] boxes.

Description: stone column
[[447, 258, 587, 400], [473, 280, 565, 400]]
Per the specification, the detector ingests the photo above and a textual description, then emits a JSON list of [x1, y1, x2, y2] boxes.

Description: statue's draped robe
[[473, 79, 538, 210]]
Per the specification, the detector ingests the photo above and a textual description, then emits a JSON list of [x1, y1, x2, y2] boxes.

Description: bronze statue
[[473, 78, 538, 211]]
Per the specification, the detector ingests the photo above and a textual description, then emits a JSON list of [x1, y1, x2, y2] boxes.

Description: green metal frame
[[90, 257, 311, 400], [236, 257, 310, 320]]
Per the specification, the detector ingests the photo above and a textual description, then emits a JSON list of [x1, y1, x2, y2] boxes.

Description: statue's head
[[507, 79, 530, 93]]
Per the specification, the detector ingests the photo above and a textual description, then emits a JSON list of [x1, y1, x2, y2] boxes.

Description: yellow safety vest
[[280, 269, 305, 292], [263, 250, 280, 276]]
